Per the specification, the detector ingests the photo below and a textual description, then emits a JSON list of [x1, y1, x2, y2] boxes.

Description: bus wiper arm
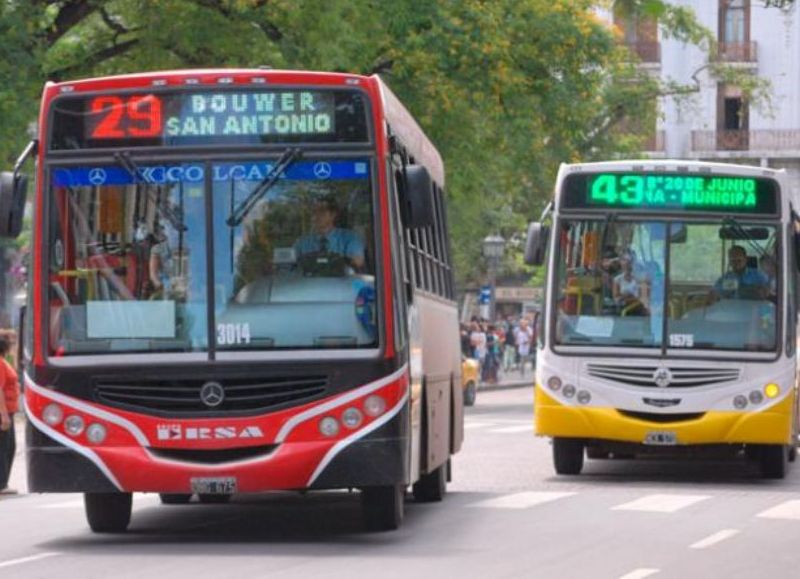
[[227, 147, 303, 227], [114, 151, 187, 232], [722, 216, 766, 258]]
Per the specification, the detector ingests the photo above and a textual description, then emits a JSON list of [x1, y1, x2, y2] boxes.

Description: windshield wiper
[[113, 151, 187, 232], [227, 147, 303, 227], [722, 216, 766, 259]]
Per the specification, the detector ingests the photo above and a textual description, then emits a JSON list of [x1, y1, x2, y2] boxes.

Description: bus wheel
[[198, 494, 232, 504], [160, 493, 193, 505], [789, 445, 797, 463], [759, 445, 788, 479], [464, 382, 477, 407], [362, 484, 404, 531], [553, 438, 584, 475], [84, 493, 132, 533], [413, 462, 447, 502]]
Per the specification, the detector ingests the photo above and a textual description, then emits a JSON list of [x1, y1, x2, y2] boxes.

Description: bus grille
[[586, 364, 739, 388], [94, 376, 328, 415], [618, 410, 706, 423]]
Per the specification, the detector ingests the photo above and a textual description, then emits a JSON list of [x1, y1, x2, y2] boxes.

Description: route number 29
[[89, 95, 163, 139], [217, 323, 251, 346]]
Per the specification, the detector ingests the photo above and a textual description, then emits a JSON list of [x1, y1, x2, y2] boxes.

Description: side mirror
[[403, 164, 434, 229], [0, 171, 27, 239], [524, 222, 550, 266]]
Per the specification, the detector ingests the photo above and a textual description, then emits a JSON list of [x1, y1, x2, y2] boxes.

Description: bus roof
[[559, 159, 785, 179], [44, 68, 371, 92], [42, 68, 444, 185], [376, 77, 444, 186]]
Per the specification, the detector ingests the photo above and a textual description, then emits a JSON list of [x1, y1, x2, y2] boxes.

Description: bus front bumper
[[534, 386, 795, 446]]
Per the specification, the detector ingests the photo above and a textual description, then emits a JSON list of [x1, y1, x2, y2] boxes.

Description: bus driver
[[294, 196, 365, 271], [712, 245, 769, 301]]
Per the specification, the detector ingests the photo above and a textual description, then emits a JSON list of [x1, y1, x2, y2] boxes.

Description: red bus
[[0, 69, 462, 532]]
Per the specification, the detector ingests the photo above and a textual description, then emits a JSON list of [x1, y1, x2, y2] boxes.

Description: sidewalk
[[476, 367, 535, 392]]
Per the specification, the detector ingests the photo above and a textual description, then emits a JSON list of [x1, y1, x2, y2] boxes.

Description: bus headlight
[[562, 384, 576, 399], [764, 383, 780, 399], [43, 403, 63, 426], [319, 416, 340, 437], [64, 414, 85, 436], [733, 395, 748, 410], [86, 423, 107, 444], [342, 407, 363, 429], [577, 390, 591, 405], [547, 376, 562, 391], [749, 390, 764, 405]]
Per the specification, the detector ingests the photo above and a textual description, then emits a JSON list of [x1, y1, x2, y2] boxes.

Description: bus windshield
[[554, 218, 778, 352], [47, 158, 377, 355]]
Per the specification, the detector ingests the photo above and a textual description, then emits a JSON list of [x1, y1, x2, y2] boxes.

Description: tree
[[0, 0, 788, 287]]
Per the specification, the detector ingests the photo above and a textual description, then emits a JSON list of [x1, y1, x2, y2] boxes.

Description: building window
[[723, 97, 744, 131], [722, 0, 747, 43], [717, 84, 749, 150]]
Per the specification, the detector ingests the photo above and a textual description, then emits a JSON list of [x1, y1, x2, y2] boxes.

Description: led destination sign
[[562, 172, 779, 215], [50, 89, 369, 149], [88, 92, 334, 139]]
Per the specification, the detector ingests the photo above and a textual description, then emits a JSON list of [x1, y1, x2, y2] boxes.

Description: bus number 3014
[[217, 323, 251, 345]]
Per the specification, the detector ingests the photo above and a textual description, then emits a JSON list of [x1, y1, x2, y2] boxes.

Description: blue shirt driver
[[294, 197, 365, 269]]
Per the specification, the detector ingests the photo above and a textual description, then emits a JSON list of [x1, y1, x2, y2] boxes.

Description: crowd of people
[[460, 313, 539, 384]]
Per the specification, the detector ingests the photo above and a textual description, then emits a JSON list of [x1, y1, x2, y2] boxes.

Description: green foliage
[[0, 0, 784, 288]]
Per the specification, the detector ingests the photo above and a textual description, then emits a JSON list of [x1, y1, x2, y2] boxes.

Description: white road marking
[[690, 529, 740, 549], [757, 500, 800, 520], [40, 494, 159, 510], [40, 499, 85, 509], [619, 569, 659, 579], [489, 425, 533, 434], [612, 494, 710, 513], [0, 552, 60, 570], [464, 421, 495, 430], [470, 491, 576, 509]]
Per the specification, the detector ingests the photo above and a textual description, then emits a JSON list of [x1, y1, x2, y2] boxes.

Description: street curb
[[476, 380, 533, 392]]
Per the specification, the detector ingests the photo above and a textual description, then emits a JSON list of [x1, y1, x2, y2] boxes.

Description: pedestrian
[[503, 316, 517, 372], [482, 325, 501, 384], [515, 318, 534, 377], [0, 336, 20, 494]]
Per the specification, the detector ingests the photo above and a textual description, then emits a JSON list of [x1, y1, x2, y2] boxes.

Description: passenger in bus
[[294, 196, 365, 271], [612, 253, 647, 315], [712, 245, 769, 301]]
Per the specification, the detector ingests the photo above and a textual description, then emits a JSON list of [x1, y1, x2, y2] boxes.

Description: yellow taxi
[[462, 356, 480, 406]]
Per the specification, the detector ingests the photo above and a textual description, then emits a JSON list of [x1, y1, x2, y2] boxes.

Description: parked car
[[462, 356, 479, 406]]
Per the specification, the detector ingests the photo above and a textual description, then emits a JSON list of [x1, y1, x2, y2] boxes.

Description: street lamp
[[482, 234, 506, 321]]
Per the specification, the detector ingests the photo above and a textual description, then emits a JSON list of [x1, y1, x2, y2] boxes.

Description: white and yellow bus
[[525, 160, 799, 478]]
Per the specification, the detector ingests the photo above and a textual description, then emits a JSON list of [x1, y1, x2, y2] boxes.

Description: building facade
[[598, 1, 800, 195]]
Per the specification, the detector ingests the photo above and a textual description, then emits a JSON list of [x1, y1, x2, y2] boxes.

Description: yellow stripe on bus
[[534, 386, 794, 445]]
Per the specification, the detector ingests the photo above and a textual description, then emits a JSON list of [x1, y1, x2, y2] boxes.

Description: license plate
[[190, 477, 237, 495], [644, 431, 678, 446]]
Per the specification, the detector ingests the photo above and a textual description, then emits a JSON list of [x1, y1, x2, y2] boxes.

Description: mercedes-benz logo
[[653, 368, 672, 389], [313, 162, 332, 179], [199, 381, 225, 408], [88, 168, 107, 186]]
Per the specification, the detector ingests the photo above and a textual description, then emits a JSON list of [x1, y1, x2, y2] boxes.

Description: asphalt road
[[2, 387, 800, 578]]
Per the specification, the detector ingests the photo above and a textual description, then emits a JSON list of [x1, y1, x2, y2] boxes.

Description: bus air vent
[[618, 410, 706, 423], [94, 375, 328, 416], [148, 444, 278, 464], [586, 364, 739, 388]]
